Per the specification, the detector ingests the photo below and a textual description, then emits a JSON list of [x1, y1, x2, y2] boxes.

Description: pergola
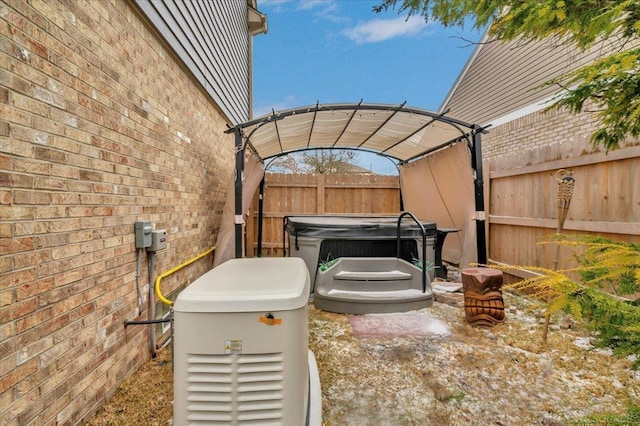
[[223, 102, 487, 267]]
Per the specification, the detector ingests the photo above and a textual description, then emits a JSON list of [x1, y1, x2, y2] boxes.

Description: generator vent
[[186, 352, 285, 425]]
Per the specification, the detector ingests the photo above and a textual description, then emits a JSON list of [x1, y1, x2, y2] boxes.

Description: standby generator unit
[[173, 257, 321, 426]]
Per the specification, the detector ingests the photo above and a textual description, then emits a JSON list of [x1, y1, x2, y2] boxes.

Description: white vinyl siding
[[134, 0, 250, 124]]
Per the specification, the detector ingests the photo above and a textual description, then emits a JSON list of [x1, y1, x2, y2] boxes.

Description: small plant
[[570, 404, 640, 425], [411, 257, 435, 272], [500, 234, 640, 367], [319, 254, 338, 272]]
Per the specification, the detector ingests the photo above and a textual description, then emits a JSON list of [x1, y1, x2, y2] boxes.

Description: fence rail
[[246, 142, 639, 269], [486, 141, 640, 271], [246, 173, 400, 257]]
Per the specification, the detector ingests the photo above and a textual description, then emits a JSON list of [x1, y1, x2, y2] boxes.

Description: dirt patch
[[313, 295, 639, 425], [86, 348, 173, 426], [87, 293, 640, 425], [349, 312, 451, 338]]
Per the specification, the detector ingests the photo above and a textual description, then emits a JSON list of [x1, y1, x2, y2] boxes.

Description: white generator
[[173, 257, 321, 426]]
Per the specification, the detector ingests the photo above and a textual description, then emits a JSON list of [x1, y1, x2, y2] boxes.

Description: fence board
[[246, 173, 400, 257], [246, 142, 639, 267], [487, 142, 640, 270]]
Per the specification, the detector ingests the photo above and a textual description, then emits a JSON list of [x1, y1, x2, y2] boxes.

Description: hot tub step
[[314, 288, 432, 314], [325, 278, 413, 292], [313, 256, 432, 314], [334, 270, 412, 281]]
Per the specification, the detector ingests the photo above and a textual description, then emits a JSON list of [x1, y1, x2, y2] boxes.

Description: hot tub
[[284, 215, 437, 292]]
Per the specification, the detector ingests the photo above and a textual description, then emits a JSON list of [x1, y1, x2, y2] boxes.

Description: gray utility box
[[285, 215, 437, 292], [173, 257, 310, 426]]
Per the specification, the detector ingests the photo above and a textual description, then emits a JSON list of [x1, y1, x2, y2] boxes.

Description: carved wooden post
[[462, 267, 505, 326]]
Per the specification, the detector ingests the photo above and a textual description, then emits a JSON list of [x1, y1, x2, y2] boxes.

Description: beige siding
[[134, 0, 251, 124], [442, 35, 627, 126]]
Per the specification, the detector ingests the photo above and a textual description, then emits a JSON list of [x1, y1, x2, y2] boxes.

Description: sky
[[252, 0, 485, 174]]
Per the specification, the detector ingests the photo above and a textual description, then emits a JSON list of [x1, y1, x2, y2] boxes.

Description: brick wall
[[482, 106, 603, 160], [0, 1, 235, 424]]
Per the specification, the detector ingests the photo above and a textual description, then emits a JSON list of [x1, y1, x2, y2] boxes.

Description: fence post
[[317, 174, 325, 215]]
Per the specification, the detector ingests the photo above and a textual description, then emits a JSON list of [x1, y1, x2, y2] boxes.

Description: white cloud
[[253, 95, 299, 118], [258, 0, 293, 7], [259, 0, 346, 22], [296, 0, 329, 11], [343, 15, 429, 44], [259, 0, 334, 13]]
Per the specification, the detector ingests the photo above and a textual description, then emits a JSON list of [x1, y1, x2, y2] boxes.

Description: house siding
[[134, 0, 251, 124], [0, 0, 240, 424], [443, 35, 626, 128], [441, 30, 640, 270]]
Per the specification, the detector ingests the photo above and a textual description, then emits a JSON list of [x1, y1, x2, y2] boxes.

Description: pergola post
[[234, 127, 244, 259], [471, 125, 487, 265], [257, 175, 265, 257]]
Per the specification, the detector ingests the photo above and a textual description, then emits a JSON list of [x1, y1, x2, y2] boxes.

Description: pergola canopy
[[220, 102, 487, 268], [230, 102, 478, 164]]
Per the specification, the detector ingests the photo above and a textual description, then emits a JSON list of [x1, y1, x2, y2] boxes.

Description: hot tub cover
[[285, 215, 437, 239]]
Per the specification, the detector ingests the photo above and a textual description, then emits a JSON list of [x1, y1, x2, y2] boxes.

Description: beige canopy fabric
[[239, 103, 474, 162], [399, 142, 477, 268]]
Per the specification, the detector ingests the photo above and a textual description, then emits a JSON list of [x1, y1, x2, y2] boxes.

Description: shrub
[[504, 235, 640, 367]]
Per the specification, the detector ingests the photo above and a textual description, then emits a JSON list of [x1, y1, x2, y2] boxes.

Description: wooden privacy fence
[[245, 173, 401, 257], [246, 142, 640, 266], [486, 141, 640, 272]]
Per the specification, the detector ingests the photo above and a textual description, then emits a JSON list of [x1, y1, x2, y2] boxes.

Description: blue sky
[[252, 0, 485, 174]]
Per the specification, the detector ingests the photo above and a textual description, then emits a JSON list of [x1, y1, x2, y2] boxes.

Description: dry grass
[[86, 349, 173, 426], [87, 292, 640, 425]]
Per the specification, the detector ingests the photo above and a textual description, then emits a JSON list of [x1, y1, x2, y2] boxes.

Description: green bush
[[505, 235, 640, 367]]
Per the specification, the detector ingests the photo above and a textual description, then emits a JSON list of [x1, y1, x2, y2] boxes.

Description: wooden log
[[462, 267, 505, 327]]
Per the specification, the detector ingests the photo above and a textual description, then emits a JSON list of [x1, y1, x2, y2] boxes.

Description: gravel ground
[[88, 292, 640, 425]]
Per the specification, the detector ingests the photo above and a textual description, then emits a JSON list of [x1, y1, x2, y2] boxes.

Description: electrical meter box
[[134, 221, 152, 248], [149, 229, 167, 251], [173, 257, 310, 426]]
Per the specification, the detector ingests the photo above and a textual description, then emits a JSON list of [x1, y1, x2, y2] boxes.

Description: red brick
[[0, 206, 34, 220], [34, 177, 68, 191], [0, 173, 34, 189], [53, 268, 84, 286], [14, 190, 52, 204], [12, 158, 50, 175], [37, 313, 71, 338], [0, 237, 35, 255], [0, 288, 14, 306], [0, 355, 38, 393], [16, 277, 53, 300], [34, 232, 68, 248], [15, 306, 53, 333], [0, 298, 37, 323], [0, 0, 237, 423], [0, 268, 36, 289], [0, 121, 9, 136], [0, 189, 11, 205]]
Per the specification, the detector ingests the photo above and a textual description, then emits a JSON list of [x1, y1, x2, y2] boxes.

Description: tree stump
[[461, 267, 505, 326]]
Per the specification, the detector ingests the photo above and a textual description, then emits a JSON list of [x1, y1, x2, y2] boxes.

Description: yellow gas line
[[155, 247, 215, 306]]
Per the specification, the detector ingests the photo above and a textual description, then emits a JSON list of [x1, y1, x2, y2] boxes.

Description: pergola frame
[[225, 102, 487, 265]]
